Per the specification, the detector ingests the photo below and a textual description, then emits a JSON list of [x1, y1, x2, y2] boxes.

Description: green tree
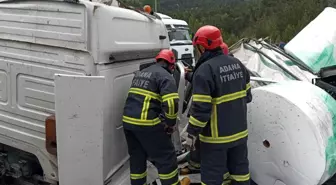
[[127, 0, 333, 45]]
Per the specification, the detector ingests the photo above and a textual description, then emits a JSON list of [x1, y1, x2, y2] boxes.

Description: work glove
[[185, 134, 197, 151]]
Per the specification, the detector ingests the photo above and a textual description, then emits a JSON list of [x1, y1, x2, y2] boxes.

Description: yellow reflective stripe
[[201, 183, 206, 185], [167, 99, 175, 115], [170, 99, 175, 115], [141, 96, 151, 120], [189, 116, 207, 128], [210, 104, 218, 137], [159, 168, 178, 180], [192, 94, 212, 103], [129, 88, 161, 101], [165, 100, 176, 119], [231, 173, 250, 181], [199, 129, 248, 144], [172, 179, 180, 185], [223, 172, 230, 180], [123, 116, 161, 126], [167, 99, 172, 115], [246, 83, 251, 90], [162, 93, 179, 102], [130, 171, 147, 180], [163, 94, 178, 119], [212, 90, 246, 104], [222, 180, 231, 185], [165, 112, 177, 119]]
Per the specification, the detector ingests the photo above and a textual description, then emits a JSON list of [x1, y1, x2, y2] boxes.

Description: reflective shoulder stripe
[[199, 129, 248, 143], [192, 94, 212, 103], [129, 88, 161, 101], [212, 90, 246, 104], [165, 112, 177, 119], [189, 116, 207, 128], [246, 83, 251, 90], [159, 168, 178, 180], [130, 171, 147, 180], [162, 92, 179, 102], [231, 173, 250, 182], [123, 116, 161, 126]]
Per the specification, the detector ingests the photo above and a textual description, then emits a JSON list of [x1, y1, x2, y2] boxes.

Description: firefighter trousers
[[124, 128, 180, 185], [200, 141, 250, 185], [189, 137, 201, 169]]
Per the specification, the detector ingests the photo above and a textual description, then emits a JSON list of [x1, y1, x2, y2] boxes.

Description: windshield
[[168, 29, 192, 43]]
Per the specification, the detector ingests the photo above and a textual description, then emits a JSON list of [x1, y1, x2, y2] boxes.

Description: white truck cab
[[0, 0, 189, 185], [156, 13, 196, 67]]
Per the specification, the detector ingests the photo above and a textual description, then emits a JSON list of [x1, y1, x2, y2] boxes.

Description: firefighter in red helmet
[[184, 25, 252, 185], [182, 42, 231, 176], [123, 49, 181, 185]]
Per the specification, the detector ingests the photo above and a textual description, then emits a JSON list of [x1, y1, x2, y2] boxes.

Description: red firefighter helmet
[[193, 25, 223, 50], [155, 49, 176, 64], [220, 42, 229, 55]]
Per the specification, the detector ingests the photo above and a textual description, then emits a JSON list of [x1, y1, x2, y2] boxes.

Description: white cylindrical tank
[[248, 81, 336, 185]]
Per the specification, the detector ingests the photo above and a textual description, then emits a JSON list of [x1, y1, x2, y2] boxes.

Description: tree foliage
[[124, 0, 332, 45]]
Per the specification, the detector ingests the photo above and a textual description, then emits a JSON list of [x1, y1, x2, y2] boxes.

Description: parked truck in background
[[156, 13, 196, 67], [0, 0, 188, 184]]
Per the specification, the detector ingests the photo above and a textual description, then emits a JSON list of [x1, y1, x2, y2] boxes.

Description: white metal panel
[[0, 38, 91, 181], [0, 1, 87, 51], [98, 61, 139, 179], [92, 4, 170, 64], [55, 74, 105, 185]]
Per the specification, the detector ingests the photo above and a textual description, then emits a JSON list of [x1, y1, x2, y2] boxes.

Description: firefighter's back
[[123, 63, 173, 131], [198, 54, 250, 144]]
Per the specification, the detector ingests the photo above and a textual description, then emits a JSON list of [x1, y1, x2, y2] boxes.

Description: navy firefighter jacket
[[187, 50, 252, 145], [123, 63, 179, 131]]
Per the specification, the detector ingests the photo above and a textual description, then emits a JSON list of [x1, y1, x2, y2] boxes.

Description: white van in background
[[157, 13, 196, 67]]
